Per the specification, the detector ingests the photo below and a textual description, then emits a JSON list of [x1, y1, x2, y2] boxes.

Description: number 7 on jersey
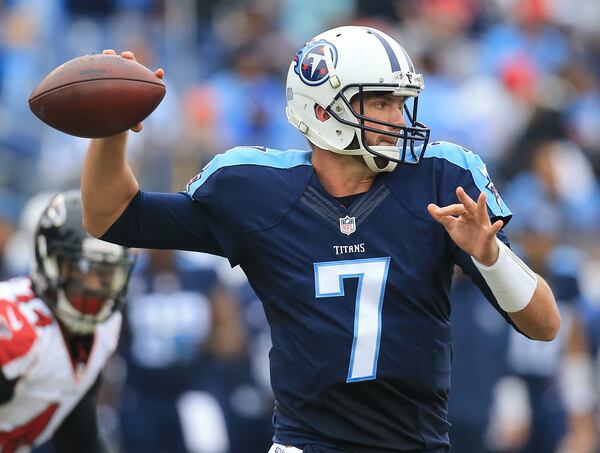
[[314, 257, 391, 382]]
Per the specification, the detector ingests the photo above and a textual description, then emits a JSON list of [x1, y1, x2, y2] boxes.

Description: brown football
[[29, 54, 166, 138]]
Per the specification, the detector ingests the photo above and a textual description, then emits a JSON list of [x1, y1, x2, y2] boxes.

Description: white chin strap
[[323, 143, 400, 173], [358, 136, 423, 173], [361, 145, 399, 173]]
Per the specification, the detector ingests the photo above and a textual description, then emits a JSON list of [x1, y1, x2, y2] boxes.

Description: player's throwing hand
[[101, 49, 165, 133]]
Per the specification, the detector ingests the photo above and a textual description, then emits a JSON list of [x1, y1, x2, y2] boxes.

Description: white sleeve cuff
[[472, 238, 538, 313]]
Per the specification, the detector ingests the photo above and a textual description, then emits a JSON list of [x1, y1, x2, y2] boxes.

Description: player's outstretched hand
[[427, 187, 503, 266], [102, 49, 165, 133]]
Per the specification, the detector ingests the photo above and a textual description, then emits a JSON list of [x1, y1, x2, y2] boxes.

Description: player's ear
[[314, 104, 330, 122]]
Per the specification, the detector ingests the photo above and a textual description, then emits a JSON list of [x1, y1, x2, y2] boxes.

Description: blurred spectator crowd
[[2, 0, 600, 452]]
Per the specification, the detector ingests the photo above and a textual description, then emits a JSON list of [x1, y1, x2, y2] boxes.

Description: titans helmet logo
[[293, 39, 338, 86]]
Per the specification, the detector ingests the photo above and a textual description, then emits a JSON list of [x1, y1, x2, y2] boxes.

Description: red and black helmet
[[32, 190, 135, 334]]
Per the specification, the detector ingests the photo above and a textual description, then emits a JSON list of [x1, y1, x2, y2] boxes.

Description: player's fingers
[[490, 219, 504, 235], [130, 123, 143, 133], [427, 203, 443, 221], [102, 49, 117, 55], [120, 50, 136, 61], [430, 204, 467, 217], [476, 192, 492, 225], [427, 204, 458, 227], [434, 215, 457, 230], [456, 187, 477, 214], [155, 68, 165, 79]]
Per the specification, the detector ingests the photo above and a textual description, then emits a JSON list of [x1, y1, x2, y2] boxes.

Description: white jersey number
[[314, 257, 390, 382]]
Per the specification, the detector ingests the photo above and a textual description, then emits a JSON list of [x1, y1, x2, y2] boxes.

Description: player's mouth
[[376, 136, 398, 147]]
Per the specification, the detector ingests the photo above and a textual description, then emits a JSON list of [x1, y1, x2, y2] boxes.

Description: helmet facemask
[[42, 238, 134, 335], [327, 84, 430, 172]]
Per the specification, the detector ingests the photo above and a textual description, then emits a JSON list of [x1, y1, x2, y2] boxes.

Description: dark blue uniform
[[103, 141, 516, 452]]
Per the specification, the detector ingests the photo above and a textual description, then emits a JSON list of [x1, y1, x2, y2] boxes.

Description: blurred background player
[[110, 248, 273, 453], [0, 191, 134, 452], [449, 140, 600, 453], [447, 268, 511, 453], [490, 143, 599, 453]]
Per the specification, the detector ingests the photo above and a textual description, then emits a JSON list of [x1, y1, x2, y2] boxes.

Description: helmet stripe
[[363, 28, 400, 72], [397, 45, 415, 73]]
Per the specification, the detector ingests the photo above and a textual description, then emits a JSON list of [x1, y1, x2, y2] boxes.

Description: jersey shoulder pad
[[185, 147, 313, 232], [424, 141, 512, 219], [424, 141, 483, 171], [186, 146, 311, 195]]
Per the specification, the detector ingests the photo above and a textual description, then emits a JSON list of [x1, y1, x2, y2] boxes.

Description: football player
[[81, 26, 559, 452], [0, 191, 134, 452]]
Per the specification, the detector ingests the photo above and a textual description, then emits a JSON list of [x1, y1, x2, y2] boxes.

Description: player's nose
[[390, 108, 406, 129], [84, 272, 102, 290]]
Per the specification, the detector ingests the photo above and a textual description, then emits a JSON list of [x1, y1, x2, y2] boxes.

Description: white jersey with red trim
[[0, 277, 121, 451]]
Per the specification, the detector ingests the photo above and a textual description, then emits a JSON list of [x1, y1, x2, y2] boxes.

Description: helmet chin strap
[[361, 145, 399, 173], [321, 142, 400, 173]]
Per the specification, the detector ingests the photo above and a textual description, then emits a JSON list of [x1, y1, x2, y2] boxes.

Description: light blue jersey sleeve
[[425, 141, 512, 220], [186, 146, 311, 198], [184, 146, 313, 235]]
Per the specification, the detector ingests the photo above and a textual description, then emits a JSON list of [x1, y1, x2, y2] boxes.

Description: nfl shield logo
[[339, 216, 356, 235]]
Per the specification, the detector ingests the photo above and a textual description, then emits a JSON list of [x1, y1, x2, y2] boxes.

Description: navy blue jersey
[[103, 141, 516, 452]]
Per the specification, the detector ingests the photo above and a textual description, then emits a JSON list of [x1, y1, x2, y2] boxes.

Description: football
[[29, 54, 166, 138]]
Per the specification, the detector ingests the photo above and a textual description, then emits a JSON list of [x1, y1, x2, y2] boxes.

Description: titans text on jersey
[[333, 243, 366, 255]]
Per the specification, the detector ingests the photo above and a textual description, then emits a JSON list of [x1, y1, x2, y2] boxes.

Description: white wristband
[[472, 238, 538, 313]]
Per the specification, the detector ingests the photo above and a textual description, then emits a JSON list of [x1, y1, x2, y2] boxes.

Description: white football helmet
[[286, 26, 430, 172]]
